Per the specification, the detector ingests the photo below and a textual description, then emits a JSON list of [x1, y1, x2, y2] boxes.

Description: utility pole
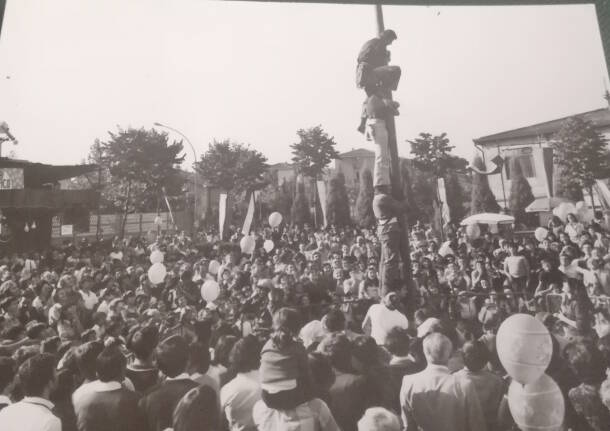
[[374, 3, 414, 297]]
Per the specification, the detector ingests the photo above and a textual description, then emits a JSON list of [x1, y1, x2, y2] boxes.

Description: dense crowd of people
[[0, 208, 609, 431]]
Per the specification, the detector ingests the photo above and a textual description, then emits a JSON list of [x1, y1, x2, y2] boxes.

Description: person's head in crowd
[[187, 342, 211, 375], [322, 309, 346, 334], [564, 341, 606, 386], [172, 385, 219, 431], [96, 345, 126, 383], [16, 353, 57, 398], [213, 335, 238, 369], [0, 356, 16, 396], [358, 407, 401, 431], [385, 327, 410, 359], [423, 333, 453, 366], [382, 292, 400, 311], [352, 335, 380, 372], [74, 340, 104, 382], [318, 332, 353, 373], [228, 335, 260, 375], [413, 309, 428, 328], [462, 340, 490, 372], [156, 335, 189, 378], [270, 307, 301, 350], [127, 325, 159, 363]]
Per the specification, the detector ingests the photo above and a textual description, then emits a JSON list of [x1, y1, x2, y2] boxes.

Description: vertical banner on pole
[[242, 192, 256, 235], [219, 193, 227, 240], [437, 178, 450, 224], [595, 179, 610, 209], [533, 147, 552, 201], [162, 187, 175, 226], [316, 180, 328, 227]]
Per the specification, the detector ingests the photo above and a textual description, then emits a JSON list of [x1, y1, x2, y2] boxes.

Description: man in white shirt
[[362, 292, 408, 345], [0, 354, 61, 431], [220, 336, 262, 431], [79, 276, 98, 311]]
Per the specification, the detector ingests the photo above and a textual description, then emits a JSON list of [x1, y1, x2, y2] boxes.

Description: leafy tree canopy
[[198, 140, 268, 194], [551, 117, 610, 191], [290, 126, 340, 179]]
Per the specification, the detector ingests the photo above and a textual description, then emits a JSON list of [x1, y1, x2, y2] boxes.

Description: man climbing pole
[[356, 24, 414, 305]]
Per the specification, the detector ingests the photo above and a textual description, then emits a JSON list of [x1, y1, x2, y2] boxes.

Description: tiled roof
[[474, 107, 610, 146], [338, 148, 375, 158]]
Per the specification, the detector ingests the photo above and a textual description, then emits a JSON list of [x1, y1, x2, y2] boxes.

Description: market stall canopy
[[0, 158, 97, 188], [525, 196, 571, 213], [460, 213, 515, 226]]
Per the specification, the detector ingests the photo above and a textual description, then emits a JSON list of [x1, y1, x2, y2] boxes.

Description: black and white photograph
[[0, 0, 609, 430]]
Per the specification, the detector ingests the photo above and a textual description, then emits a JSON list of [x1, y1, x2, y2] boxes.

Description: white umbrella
[[460, 213, 515, 226]]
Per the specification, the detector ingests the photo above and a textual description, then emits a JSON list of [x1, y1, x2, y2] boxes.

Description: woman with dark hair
[[209, 334, 238, 388], [555, 278, 594, 339], [564, 341, 610, 431]]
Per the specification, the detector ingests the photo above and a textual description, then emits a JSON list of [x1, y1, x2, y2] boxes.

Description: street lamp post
[[153, 122, 199, 235]]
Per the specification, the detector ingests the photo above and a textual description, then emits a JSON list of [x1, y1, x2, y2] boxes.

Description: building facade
[[333, 148, 375, 187], [473, 107, 610, 209]]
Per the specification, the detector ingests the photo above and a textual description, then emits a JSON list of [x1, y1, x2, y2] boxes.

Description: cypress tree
[[470, 155, 501, 214]]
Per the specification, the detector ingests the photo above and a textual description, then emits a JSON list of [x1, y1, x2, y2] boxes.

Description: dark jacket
[[138, 377, 198, 431]]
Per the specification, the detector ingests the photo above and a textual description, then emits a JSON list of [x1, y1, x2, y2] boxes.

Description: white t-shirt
[[80, 290, 99, 310], [363, 304, 409, 345]]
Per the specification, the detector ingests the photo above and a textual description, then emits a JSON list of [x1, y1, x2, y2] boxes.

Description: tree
[[99, 127, 185, 236], [470, 155, 501, 214], [198, 140, 268, 195], [554, 163, 584, 202], [508, 158, 535, 226], [444, 171, 468, 224], [198, 140, 268, 236], [355, 169, 375, 228], [326, 173, 352, 227], [290, 126, 340, 226], [409, 132, 469, 228], [409, 132, 467, 177], [551, 117, 610, 206], [291, 180, 311, 227]]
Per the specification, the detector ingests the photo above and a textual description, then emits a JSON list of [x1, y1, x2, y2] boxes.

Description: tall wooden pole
[[374, 3, 414, 298]]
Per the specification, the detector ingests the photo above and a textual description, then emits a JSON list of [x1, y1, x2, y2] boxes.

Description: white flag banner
[[242, 192, 256, 235], [316, 180, 328, 227], [595, 180, 610, 209], [162, 187, 175, 225], [437, 178, 450, 224], [533, 147, 552, 200], [219, 193, 227, 239]]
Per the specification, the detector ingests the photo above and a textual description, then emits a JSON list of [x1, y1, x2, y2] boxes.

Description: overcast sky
[[0, 0, 607, 169]]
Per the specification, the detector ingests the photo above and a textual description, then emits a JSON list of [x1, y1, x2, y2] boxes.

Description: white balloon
[[147, 263, 167, 285], [240, 235, 256, 254], [208, 260, 220, 275], [268, 212, 283, 228], [150, 250, 164, 264], [201, 280, 220, 302], [263, 240, 275, 253], [534, 227, 548, 242]]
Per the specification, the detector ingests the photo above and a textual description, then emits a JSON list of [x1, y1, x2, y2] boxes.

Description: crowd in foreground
[[0, 209, 609, 431]]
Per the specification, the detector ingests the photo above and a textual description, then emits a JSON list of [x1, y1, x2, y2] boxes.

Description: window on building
[[504, 148, 536, 179]]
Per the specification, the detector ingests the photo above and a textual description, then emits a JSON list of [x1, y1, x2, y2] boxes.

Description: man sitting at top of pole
[[356, 29, 402, 133]]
